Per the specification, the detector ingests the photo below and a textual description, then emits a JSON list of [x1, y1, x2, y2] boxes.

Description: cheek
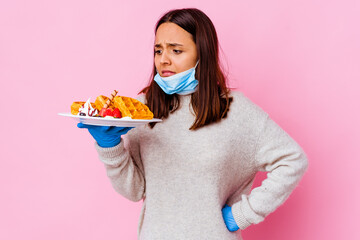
[[154, 56, 160, 69], [175, 57, 195, 71]]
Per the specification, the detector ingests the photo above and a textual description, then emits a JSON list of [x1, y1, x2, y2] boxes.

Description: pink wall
[[1, 0, 359, 239]]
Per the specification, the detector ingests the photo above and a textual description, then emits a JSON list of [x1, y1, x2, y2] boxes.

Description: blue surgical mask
[[154, 60, 199, 95]]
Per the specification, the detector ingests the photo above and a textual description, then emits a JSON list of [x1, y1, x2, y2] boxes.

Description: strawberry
[[99, 108, 113, 117], [105, 108, 113, 117], [113, 108, 122, 118], [99, 108, 107, 117]]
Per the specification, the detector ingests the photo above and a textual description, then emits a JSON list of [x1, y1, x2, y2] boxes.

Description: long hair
[[140, 8, 233, 130]]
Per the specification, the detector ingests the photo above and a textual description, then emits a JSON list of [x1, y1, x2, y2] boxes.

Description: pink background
[[1, 0, 359, 239]]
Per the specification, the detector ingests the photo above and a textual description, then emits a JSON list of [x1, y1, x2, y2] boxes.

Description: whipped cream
[[121, 117, 132, 120], [78, 98, 98, 117], [104, 116, 132, 120]]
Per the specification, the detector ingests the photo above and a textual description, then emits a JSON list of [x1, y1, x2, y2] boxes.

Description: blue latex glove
[[77, 123, 133, 148], [222, 204, 240, 232]]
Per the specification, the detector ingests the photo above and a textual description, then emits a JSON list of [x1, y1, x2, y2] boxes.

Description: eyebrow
[[154, 43, 184, 48]]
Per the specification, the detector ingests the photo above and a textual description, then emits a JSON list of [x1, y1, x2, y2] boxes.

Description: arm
[[95, 129, 145, 202], [231, 116, 309, 230]]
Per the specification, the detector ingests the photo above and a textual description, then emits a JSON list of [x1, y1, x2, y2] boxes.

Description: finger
[[100, 126, 111, 132], [121, 127, 134, 133], [108, 126, 134, 134], [77, 123, 91, 129]]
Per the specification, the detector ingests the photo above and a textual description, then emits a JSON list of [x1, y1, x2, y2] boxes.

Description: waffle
[[94, 95, 113, 111], [71, 93, 154, 119], [71, 101, 97, 115], [113, 96, 154, 119]]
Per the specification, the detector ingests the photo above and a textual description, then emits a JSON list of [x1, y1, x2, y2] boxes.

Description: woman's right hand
[[77, 123, 134, 148]]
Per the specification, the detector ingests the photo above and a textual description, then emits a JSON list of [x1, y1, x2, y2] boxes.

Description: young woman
[[78, 8, 308, 240]]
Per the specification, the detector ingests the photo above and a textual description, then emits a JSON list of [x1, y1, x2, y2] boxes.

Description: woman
[[78, 8, 308, 240]]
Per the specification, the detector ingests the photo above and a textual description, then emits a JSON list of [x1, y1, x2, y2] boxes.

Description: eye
[[173, 49, 182, 54], [154, 49, 162, 55]]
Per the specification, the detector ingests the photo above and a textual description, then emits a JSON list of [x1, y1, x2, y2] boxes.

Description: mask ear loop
[[195, 60, 200, 69]]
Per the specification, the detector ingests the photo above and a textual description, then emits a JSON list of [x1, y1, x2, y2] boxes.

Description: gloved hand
[[77, 123, 133, 148], [222, 204, 240, 232]]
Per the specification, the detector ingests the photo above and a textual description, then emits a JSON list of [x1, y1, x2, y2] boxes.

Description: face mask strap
[[195, 60, 200, 69]]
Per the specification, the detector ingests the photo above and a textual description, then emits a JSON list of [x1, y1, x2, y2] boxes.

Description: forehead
[[155, 22, 194, 45]]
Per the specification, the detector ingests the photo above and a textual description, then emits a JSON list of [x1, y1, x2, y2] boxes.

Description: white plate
[[58, 113, 162, 127]]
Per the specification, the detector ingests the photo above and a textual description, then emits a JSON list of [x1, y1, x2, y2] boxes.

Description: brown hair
[[140, 8, 233, 130]]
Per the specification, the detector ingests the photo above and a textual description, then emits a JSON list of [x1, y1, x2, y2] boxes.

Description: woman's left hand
[[222, 204, 240, 232]]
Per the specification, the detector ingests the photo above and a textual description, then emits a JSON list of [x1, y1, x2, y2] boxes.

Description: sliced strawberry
[[99, 108, 107, 117], [99, 108, 113, 117], [104, 108, 113, 117], [99, 108, 106, 117], [113, 108, 122, 118]]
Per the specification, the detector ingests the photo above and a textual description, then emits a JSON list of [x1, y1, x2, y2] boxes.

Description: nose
[[160, 50, 170, 65]]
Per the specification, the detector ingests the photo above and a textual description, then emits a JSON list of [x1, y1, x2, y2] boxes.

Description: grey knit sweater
[[94, 91, 308, 240]]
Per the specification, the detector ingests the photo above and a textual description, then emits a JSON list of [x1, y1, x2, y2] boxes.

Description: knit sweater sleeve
[[94, 129, 145, 202], [231, 115, 309, 230]]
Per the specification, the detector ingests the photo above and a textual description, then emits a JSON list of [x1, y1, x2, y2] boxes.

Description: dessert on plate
[[71, 90, 154, 120]]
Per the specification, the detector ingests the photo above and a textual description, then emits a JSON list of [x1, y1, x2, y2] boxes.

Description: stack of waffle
[[71, 91, 153, 119]]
